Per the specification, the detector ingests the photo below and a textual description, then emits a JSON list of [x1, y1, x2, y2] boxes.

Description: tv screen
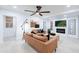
[[55, 20, 66, 27], [35, 24, 39, 28]]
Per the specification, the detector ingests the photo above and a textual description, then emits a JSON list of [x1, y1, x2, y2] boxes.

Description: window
[[5, 16, 13, 28]]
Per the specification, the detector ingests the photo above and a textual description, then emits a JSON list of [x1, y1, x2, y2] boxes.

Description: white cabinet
[[68, 19, 76, 35], [67, 16, 79, 38]]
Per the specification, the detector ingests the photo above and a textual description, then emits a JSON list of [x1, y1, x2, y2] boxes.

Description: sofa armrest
[[34, 37, 58, 53], [43, 36, 58, 52], [45, 37, 58, 45]]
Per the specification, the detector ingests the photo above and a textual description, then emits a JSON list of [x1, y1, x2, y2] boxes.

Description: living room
[[0, 5, 79, 53]]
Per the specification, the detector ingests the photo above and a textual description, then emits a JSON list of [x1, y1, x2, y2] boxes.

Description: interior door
[[3, 16, 16, 41]]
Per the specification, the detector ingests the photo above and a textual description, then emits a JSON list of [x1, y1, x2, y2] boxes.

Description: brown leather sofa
[[23, 33, 59, 53]]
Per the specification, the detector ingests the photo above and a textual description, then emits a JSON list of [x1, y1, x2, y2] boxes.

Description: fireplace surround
[[56, 28, 65, 34]]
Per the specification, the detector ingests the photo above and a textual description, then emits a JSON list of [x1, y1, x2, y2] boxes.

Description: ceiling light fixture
[[13, 6, 17, 8], [66, 5, 71, 7], [36, 13, 39, 15]]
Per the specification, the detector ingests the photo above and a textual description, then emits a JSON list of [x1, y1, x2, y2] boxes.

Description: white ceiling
[[0, 5, 79, 17]]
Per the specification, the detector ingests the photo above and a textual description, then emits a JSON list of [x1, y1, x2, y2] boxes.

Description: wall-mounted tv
[[35, 24, 39, 28], [55, 20, 66, 27]]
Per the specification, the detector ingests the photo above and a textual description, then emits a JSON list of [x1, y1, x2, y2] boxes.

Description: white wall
[[44, 15, 79, 38], [67, 16, 78, 38], [0, 9, 44, 42], [43, 17, 53, 32], [0, 8, 79, 42], [0, 15, 3, 43], [24, 16, 43, 33], [0, 9, 27, 42], [77, 16, 79, 38]]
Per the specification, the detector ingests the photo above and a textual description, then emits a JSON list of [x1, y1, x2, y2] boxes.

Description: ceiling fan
[[24, 6, 50, 16]]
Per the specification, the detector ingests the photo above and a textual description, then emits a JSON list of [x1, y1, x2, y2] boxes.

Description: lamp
[[21, 19, 28, 33], [21, 19, 28, 27]]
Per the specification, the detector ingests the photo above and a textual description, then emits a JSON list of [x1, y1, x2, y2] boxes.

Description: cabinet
[[68, 18, 76, 35]]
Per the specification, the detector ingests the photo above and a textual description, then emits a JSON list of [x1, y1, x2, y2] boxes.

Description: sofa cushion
[[31, 29, 38, 34], [26, 33, 33, 36], [50, 33, 56, 36], [36, 33, 44, 36], [33, 34, 48, 42]]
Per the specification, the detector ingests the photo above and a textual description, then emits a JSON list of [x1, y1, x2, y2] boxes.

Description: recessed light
[[13, 6, 17, 8], [36, 13, 39, 15], [66, 5, 71, 7]]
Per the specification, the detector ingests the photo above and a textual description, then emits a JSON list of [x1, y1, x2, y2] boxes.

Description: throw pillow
[[26, 33, 32, 36]]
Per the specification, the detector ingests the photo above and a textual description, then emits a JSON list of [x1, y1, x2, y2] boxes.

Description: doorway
[[3, 16, 16, 41]]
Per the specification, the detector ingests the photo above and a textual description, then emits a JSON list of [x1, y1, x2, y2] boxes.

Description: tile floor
[[57, 36, 79, 53], [0, 39, 37, 53], [0, 36, 79, 53]]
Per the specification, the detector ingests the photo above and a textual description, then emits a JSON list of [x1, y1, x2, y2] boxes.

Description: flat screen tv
[[35, 24, 39, 28], [55, 20, 66, 27]]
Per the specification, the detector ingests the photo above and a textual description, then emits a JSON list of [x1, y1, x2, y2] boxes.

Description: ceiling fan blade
[[30, 6, 42, 16], [40, 11, 50, 13], [39, 13, 43, 16], [24, 10, 34, 12], [30, 12, 37, 16]]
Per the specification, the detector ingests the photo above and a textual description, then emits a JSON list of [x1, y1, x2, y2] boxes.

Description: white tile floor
[[0, 40, 36, 53], [0, 36, 79, 53], [56, 36, 79, 53]]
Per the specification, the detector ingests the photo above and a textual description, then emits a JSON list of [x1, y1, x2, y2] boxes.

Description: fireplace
[[56, 28, 65, 34]]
